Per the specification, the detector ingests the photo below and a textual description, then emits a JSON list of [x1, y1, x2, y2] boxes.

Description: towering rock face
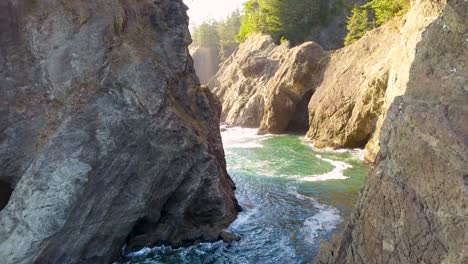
[[306, 0, 444, 162], [306, 24, 397, 150], [210, 35, 285, 128], [0, 0, 238, 263], [314, 0, 468, 263], [210, 34, 326, 133], [190, 46, 220, 84]]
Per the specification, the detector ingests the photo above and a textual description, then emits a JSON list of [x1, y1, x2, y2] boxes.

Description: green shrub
[[344, 6, 371, 46], [236, 0, 331, 44], [369, 0, 411, 25], [191, 10, 242, 61], [280, 36, 288, 44], [344, 0, 410, 46]]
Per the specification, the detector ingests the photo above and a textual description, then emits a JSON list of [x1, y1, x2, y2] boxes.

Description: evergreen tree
[[368, 0, 410, 25], [191, 10, 242, 61], [344, 6, 371, 46], [344, 0, 410, 45], [236, 0, 283, 42], [192, 21, 220, 48], [218, 10, 242, 60], [236, 0, 330, 44]]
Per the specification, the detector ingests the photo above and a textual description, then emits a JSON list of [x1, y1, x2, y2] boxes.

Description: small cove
[[123, 127, 370, 264]]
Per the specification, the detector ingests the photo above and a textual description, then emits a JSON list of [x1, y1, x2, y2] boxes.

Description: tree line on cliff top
[[191, 0, 410, 59], [345, 0, 410, 45]]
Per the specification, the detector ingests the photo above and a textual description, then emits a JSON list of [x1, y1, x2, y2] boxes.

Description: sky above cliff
[[184, 0, 246, 27]]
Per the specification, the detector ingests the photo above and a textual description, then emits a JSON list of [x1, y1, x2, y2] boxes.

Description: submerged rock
[[314, 0, 468, 263], [210, 34, 327, 134], [219, 230, 241, 243], [0, 0, 238, 263]]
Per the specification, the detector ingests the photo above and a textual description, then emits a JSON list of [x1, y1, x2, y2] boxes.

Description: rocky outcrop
[[0, 1, 238, 263], [210, 34, 326, 133], [314, 0, 468, 263], [306, 0, 443, 162], [190, 46, 220, 84], [259, 42, 326, 134]]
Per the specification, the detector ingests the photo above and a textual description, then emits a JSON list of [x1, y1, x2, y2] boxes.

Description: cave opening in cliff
[[286, 89, 315, 133], [0, 179, 13, 211]]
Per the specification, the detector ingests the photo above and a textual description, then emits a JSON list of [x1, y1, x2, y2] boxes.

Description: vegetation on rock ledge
[[236, 0, 334, 44], [345, 0, 410, 45]]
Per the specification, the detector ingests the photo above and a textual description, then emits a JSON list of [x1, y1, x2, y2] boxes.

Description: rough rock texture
[[259, 42, 326, 134], [190, 46, 220, 84], [306, 0, 443, 161], [314, 0, 468, 263], [210, 34, 326, 133], [0, 1, 238, 263]]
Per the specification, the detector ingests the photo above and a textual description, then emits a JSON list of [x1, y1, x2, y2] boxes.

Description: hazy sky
[[183, 0, 246, 27]]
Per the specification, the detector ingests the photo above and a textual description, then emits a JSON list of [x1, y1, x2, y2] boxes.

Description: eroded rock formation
[[306, 0, 444, 162], [210, 34, 327, 134], [314, 0, 468, 263], [0, 0, 238, 263]]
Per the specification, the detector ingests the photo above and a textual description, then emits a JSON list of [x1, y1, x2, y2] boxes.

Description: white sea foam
[[287, 186, 342, 244], [301, 157, 352, 182], [287, 185, 320, 205], [299, 137, 366, 161], [230, 206, 260, 230], [302, 208, 342, 244], [126, 247, 152, 257], [221, 127, 272, 149], [277, 236, 297, 259]]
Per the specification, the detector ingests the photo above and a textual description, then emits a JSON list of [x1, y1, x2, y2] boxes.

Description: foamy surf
[[302, 208, 342, 244], [287, 186, 342, 244], [229, 205, 260, 230], [299, 137, 366, 161], [300, 155, 352, 182], [121, 133, 369, 263], [221, 126, 272, 149]]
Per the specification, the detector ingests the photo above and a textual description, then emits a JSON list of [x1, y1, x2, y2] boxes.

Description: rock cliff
[[314, 0, 468, 263], [306, 0, 444, 162], [210, 34, 327, 133], [0, 0, 238, 263]]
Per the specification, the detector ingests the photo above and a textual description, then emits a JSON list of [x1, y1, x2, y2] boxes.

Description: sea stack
[[0, 0, 239, 263]]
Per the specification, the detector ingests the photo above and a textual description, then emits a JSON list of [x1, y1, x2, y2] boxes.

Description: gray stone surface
[[306, 0, 444, 162], [210, 34, 326, 134], [0, 1, 238, 263], [314, 0, 468, 263]]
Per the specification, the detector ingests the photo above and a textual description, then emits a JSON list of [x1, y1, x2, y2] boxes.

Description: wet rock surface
[[0, 1, 238, 263]]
